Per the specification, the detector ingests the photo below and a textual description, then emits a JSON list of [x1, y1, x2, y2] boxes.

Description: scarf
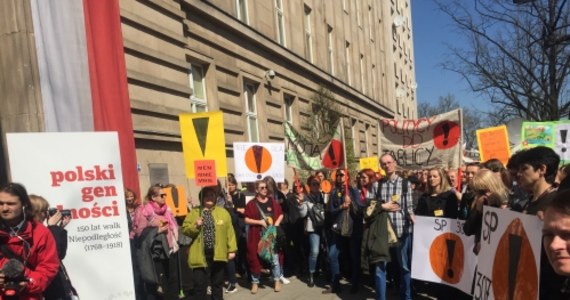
[[144, 201, 179, 253]]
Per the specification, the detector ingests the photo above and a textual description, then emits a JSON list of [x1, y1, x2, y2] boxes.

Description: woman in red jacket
[[0, 182, 59, 300]]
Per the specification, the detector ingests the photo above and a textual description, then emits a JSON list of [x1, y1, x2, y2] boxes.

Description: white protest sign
[[412, 216, 477, 295], [233, 142, 285, 182], [7, 132, 135, 300], [477, 206, 542, 300]]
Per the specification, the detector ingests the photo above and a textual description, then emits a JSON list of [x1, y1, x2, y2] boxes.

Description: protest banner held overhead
[[412, 216, 477, 295], [521, 120, 570, 164], [476, 125, 511, 166], [379, 109, 463, 170], [233, 142, 285, 182], [7, 132, 135, 300], [284, 121, 344, 170], [179, 111, 227, 179]]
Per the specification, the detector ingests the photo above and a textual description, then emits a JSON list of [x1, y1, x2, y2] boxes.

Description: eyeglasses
[[155, 193, 167, 198], [258, 186, 268, 190], [311, 182, 320, 186]]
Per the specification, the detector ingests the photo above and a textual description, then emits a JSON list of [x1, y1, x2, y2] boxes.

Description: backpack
[[308, 203, 326, 228]]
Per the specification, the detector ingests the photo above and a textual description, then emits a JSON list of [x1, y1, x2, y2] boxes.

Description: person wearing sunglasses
[[244, 180, 284, 294], [133, 184, 179, 299]]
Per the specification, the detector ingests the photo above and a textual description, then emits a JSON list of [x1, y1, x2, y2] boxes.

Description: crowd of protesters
[[3, 145, 570, 299]]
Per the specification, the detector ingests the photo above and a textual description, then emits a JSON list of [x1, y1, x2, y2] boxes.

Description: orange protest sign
[[194, 160, 217, 186], [476, 125, 511, 165], [164, 185, 188, 217]]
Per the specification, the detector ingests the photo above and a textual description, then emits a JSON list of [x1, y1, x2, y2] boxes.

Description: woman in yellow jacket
[[183, 186, 237, 300]]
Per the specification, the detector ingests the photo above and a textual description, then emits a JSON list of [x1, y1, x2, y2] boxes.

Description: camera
[[48, 208, 72, 218]]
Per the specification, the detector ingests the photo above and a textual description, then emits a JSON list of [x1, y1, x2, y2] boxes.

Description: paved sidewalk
[[223, 274, 435, 300]]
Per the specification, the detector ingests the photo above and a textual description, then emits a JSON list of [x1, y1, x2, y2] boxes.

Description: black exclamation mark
[[561, 130, 568, 153], [442, 123, 450, 146], [252, 145, 263, 179], [508, 234, 522, 300], [446, 239, 456, 278], [328, 145, 337, 166]]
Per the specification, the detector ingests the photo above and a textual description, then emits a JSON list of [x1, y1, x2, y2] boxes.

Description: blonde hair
[[470, 168, 509, 206], [427, 168, 452, 195], [29, 194, 49, 222]]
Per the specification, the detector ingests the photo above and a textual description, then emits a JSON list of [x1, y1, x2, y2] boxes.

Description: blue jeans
[[251, 251, 281, 283], [375, 262, 387, 300], [307, 232, 320, 273], [375, 233, 412, 300], [397, 233, 412, 300]]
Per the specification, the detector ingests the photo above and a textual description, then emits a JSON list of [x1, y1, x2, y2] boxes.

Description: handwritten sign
[[194, 160, 217, 186], [379, 109, 462, 170], [477, 207, 541, 300], [476, 125, 511, 166]]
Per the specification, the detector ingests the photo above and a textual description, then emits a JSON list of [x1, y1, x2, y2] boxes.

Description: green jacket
[[361, 202, 391, 270], [182, 206, 237, 269]]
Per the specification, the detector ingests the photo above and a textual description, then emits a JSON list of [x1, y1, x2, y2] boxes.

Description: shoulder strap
[[401, 178, 409, 195], [254, 201, 267, 221]]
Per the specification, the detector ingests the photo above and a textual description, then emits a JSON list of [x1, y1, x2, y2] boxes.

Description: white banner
[[379, 109, 463, 169], [477, 206, 542, 300], [7, 132, 135, 300], [412, 216, 477, 295], [233, 142, 285, 182]]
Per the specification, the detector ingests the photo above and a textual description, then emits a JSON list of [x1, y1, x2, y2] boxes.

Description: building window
[[244, 82, 259, 142], [189, 65, 207, 112], [364, 124, 370, 156], [360, 54, 366, 94], [275, 0, 285, 46], [303, 5, 313, 62], [327, 25, 334, 75], [345, 41, 351, 85], [284, 95, 294, 124], [351, 119, 357, 153], [356, 0, 361, 27], [236, 0, 248, 24], [371, 64, 377, 100]]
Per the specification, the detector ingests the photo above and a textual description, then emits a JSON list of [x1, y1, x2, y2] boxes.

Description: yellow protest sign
[[359, 156, 379, 171], [476, 125, 511, 165], [179, 111, 227, 178]]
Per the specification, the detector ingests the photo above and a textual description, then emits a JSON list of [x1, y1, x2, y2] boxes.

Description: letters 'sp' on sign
[[492, 218, 538, 300], [429, 232, 464, 284]]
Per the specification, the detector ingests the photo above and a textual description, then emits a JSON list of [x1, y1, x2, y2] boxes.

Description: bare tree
[[438, 0, 570, 121]]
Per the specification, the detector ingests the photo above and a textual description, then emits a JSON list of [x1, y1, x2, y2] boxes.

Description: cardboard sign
[[163, 185, 188, 217], [179, 111, 227, 178], [477, 207, 542, 300], [476, 125, 511, 165], [194, 159, 217, 186], [412, 216, 477, 295], [234, 142, 285, 182], [359, 156, 379, 171]]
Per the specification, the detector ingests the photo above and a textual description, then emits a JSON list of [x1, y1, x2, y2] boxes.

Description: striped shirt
[[378, 175, 414, 238]]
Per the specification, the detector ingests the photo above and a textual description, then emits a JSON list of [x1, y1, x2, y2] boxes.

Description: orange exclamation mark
[[442, 122, 450, 146], [252, 145, 263, 179], [446, 239, 456, 279], [508, 234, 522, 300]]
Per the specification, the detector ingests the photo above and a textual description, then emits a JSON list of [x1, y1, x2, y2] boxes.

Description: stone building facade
[[0, 0, 417, 195]]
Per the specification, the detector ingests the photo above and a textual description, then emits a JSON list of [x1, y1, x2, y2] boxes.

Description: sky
[[411, 0, 490, 111]]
